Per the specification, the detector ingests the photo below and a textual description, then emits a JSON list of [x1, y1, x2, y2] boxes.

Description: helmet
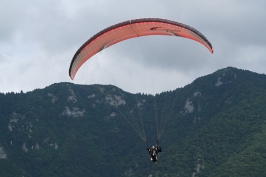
[[152, 146, 155, 148]]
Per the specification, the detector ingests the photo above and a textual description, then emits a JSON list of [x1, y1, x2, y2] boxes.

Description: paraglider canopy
[[69, 18, 214, 80]]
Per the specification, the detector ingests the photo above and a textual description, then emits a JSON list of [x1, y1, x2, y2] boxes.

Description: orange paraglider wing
[[69, 18, 214, 79]]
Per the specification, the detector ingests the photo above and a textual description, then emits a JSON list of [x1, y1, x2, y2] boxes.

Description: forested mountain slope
[[1, 67, 266, 177]]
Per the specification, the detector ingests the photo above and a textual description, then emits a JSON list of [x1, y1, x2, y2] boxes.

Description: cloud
[[0, 0, 266, 94]]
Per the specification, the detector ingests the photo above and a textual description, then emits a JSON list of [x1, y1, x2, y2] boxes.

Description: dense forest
[[1, 67, 266, 177]]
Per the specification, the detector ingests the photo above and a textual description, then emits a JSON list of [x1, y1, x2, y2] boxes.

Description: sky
[[1, 0, 266, 94]]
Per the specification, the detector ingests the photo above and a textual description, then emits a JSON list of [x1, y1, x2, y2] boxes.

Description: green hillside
[[0, 67, 266, 176]]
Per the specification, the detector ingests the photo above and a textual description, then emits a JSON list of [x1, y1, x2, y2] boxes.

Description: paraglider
[[69, 18, 213, 163], [147, 145, 162, 164], [69, 18, 213, 80]]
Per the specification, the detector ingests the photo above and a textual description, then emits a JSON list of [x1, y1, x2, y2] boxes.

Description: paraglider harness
[[146, 140, 162, 163]]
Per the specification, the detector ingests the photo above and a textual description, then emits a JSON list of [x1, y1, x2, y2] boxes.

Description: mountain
[[1, 67, 266, 177]]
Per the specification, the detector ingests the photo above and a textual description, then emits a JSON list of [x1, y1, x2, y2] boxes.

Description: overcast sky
[[1, 0, 265, 94]]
